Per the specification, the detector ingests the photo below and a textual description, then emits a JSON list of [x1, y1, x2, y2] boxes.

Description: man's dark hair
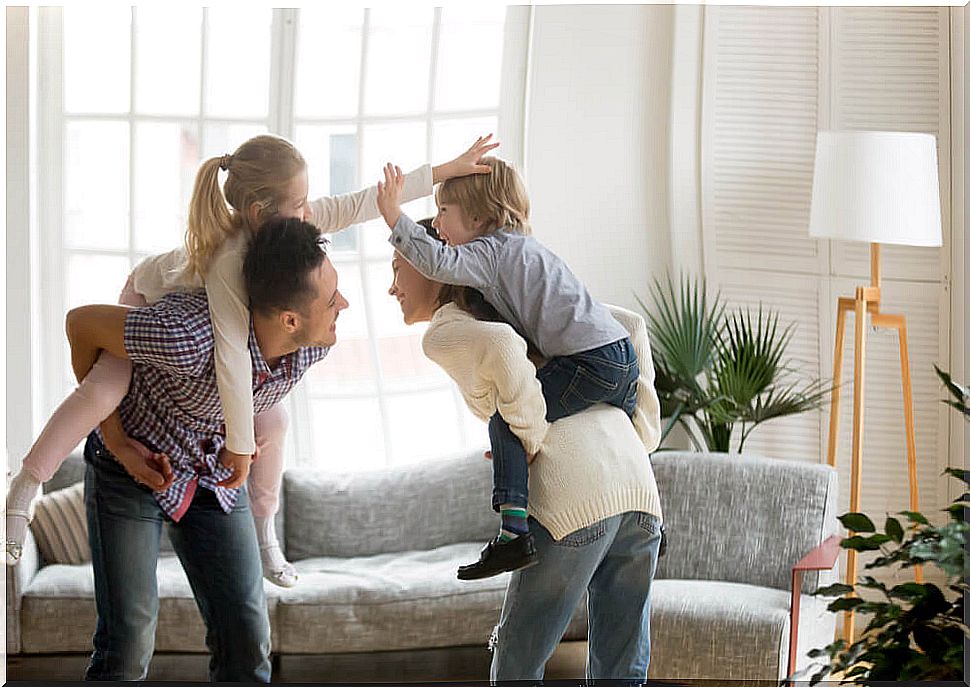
[[244, 217, 329, 316]]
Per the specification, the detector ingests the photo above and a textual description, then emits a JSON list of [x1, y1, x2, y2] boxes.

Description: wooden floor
[[6, 641, 591, 683]]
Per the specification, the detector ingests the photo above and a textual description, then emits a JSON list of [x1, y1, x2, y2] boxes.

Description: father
[[65, 218, 346, 681]]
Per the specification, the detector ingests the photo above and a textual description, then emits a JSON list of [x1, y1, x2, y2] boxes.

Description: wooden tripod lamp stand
[[808, 131, 943, 641]]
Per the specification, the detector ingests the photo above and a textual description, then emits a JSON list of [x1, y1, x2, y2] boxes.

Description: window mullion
[[353, 9, 394, 467], [128, 7, 137, 271], [37, 7, 67, 424]]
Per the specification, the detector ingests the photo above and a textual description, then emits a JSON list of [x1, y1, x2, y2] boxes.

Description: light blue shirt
[[390, 214, 629, 358]]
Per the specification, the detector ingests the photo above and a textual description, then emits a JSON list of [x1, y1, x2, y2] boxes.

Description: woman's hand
[[100, 412, 174, 491], [432, 134, 500, 183], [376, 163, 406, 229]]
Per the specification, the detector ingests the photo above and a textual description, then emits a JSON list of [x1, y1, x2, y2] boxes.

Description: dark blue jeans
[[489, 337, 639, 510], [83, 433, 271, 682]]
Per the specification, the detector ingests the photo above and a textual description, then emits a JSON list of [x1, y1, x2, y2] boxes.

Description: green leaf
[[839, 512, 876, 532], [887, 582, 928, 600], [828, 597, 866, 612], [842, 533, 891, 551], [885, 516, 904, 543], [898, 510, 929, 525], [814, 582, 854, 597]]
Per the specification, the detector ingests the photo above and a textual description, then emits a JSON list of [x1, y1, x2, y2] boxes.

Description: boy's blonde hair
[[435, 156, 531, 235], [185, 134, 306, 278]]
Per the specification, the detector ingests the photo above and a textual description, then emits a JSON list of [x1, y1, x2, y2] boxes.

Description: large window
[[33, 6, 526, 471]]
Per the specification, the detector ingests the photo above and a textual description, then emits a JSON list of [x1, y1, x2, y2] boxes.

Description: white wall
[[522, 5, 674, 311]]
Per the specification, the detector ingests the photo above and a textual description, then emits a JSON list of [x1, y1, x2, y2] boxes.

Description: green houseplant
[[637, 274, 829, 452], [801, 366, 970, 684]]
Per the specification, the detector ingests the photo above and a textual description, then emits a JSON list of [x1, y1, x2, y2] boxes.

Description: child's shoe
[[457, 532, 538, 580]]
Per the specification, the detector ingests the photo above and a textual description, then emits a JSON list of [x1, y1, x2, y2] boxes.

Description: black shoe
[[457, 533, 538, 581]]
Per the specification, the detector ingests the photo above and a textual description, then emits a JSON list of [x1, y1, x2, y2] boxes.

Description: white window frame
[[24, 6, 530, 471]]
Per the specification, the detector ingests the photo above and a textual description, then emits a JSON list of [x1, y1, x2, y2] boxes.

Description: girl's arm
[[312, 135, 498, 233], [309, 165, 433, 233], [204, 234, 258, 460]]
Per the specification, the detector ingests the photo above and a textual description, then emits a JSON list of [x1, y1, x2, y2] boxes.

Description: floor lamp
[[808, 131, 943, 641]]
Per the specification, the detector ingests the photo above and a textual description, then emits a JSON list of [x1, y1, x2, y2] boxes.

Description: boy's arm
[[389, 211, 498, 288]]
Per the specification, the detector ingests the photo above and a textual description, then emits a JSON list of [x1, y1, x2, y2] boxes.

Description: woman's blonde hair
[[435, 156, 531, 235], [185, 134, 306, 278]]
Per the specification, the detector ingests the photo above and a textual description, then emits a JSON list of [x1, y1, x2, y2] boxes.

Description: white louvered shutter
[[701, 7, 952, 531]]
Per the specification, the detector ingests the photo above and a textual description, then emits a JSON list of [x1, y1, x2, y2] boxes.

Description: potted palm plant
[[637, 274, 829, 452]]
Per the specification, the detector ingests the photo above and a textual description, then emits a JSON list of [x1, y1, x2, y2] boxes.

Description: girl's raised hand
[[432, 134, 500, 183], [376, 162, 405, 229]]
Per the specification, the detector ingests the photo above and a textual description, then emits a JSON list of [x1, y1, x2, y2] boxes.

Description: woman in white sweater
[[387, 229, 666, 683]]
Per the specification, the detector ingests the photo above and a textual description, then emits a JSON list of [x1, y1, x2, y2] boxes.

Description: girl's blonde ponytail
[[185, 156, 236, 279], [183, 134, 306, 278]]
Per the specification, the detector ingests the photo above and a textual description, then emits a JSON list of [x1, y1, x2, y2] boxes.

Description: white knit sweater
[[423, 302, 663, 540]]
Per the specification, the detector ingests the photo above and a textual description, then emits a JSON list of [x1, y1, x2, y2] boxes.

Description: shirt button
[[394, 236, 402, 244]]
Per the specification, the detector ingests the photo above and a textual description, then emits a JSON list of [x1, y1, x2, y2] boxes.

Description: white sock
[[6, 470, 41, 563], [253, 514, 298, 587]]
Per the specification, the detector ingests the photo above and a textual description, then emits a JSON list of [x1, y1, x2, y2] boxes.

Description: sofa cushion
[[647, 578, 834, 680], [276, 543, 589, 654], [30, 481, 90, 565], [651, 452, 839, 593], [20, 556, 283, 653], [284, 451, 497, 560]]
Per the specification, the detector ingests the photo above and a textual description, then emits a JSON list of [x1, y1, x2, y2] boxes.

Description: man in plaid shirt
[[65, 218, 348, 682]]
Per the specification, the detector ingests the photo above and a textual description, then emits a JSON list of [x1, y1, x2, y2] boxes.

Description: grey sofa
[[6, 449, 839, 680]]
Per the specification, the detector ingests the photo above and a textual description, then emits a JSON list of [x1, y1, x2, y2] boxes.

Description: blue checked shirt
[[108, 290, 329, 521]]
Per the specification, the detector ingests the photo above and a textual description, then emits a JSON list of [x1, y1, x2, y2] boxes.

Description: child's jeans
[[488, 337, 639, 510]]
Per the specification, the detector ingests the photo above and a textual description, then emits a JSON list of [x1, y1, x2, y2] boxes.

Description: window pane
[[363, 8, 434, 115], [64, 7, 130, 113], [65, 121, 129, 250], [133, 122, 199, 254], [435, 7, 506, 111], [294, 124, 360, 252], [303, 338, 376, 396], [330, 264, 368, 340], [65, 253, 131, 311], [432, 117, 500, 165], [294, 7, 363, 118], [365, 261, 411, 339], [359, 121, 428, 257], [384, 390, 463, 466], [134, 7, 202, 116], [204, 8, 271, 118], [309, 397, 385, 470], [202, 123, 268, 160]]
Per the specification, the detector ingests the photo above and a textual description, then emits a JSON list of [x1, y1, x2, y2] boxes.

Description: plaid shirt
[[108, 290, 329, 521]]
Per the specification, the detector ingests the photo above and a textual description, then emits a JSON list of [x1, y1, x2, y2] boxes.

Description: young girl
[[376, 157, 642, 580], [5, 134, 498, 587]]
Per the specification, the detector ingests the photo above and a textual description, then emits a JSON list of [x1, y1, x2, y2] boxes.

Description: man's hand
[[100, 413, 174, 491], [376, 163, 406, 229], [432, 134, 500, 183], [217, 448, 253, 489]]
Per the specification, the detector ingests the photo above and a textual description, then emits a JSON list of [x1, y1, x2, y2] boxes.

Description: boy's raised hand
[[432, 134, 500, 183], [376, 162, 405, 229]]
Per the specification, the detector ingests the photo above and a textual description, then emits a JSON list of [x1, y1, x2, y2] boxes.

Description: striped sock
[[498, 505, 529, 542]]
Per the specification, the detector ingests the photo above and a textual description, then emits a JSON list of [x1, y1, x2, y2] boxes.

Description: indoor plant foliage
[[802, 368, 970, 684], [637, 274, 829, 452]]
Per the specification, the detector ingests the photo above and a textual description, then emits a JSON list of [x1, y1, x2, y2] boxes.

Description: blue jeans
[[82, 433, 271, 682], [489, 337, 639, 509], [489, 511, 662, 684]]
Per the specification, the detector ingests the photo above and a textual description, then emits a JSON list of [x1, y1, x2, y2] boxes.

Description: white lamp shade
[[808, 131, 942, 247]]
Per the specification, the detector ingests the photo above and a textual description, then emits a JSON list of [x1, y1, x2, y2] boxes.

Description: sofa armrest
[[6, 527, 40, 655], [787, 535, 841, 678]]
